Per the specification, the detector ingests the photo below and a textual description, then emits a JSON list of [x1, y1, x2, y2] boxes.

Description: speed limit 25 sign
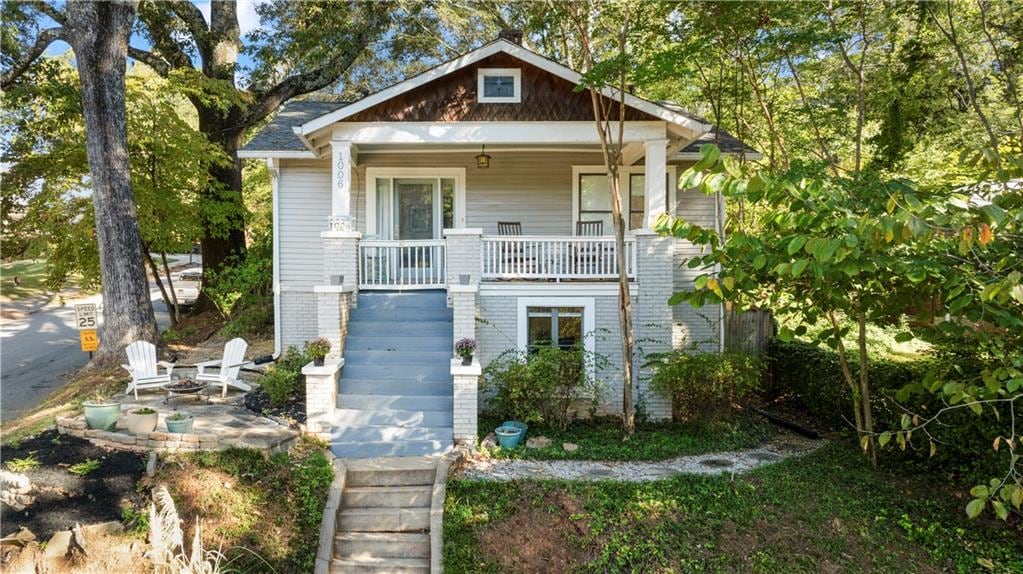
[[74, 303, 97, 329]]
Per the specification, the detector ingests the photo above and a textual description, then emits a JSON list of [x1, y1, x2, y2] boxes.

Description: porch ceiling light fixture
[[475, 145, 491, 169]]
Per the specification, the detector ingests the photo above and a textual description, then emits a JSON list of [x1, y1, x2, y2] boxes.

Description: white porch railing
[[359, 240, 447, 289], [481, 236, 636, 280]]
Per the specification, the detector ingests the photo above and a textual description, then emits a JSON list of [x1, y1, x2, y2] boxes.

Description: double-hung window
[[574, 167, 676, 233], [526, 306, 584, 353]]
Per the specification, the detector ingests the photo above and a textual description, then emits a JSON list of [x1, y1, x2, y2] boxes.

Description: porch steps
[[330, 458, 437, 574], [332, 290, 454, 459]]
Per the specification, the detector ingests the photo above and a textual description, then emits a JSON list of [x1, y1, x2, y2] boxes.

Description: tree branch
[[128, 46, 171, 76], [167, 0, 210, 56], [239, 9, 390, 128], [2, 27, 63, 90]]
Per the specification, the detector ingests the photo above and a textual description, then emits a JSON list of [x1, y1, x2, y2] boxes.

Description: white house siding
[[670, 162, 723, 351], [278, 159, 331, 349], [273, 154, 722, 353]]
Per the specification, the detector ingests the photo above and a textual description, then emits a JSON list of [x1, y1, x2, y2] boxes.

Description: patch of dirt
[[1, 430, 147, 540], [243, 387, 306, 425], [479, 488, 591, 573], [164, 311, 227, 358]]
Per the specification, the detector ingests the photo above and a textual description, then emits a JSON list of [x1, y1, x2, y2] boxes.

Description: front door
[[395, 179, 436, 240]]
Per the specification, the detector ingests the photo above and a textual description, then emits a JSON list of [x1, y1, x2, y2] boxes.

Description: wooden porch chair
[[496, 221, 534, 273], [121, 341, 175, 399], [574, 220, 606, 274], [195, 338, 253, 397], [497, 221, 522, 235]]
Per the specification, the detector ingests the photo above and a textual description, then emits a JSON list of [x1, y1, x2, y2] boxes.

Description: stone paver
[[457, 433, 822, 482]]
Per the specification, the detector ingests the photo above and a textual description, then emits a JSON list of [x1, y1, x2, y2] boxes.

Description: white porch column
[[644, 139, 668, 228], [330, 140, 356, 231]]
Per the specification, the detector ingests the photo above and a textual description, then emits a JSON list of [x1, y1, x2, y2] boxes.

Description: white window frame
[[477, 68, 522, 103], [516, 296, 596, 375], [365, 167, 466, 239], [571, 165, 678, 235]]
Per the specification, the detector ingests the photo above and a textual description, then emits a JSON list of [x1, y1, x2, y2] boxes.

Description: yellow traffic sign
[[80, 329, 99, 352]]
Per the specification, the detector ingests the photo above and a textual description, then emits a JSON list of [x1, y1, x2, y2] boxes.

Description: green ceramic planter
[[82, 401, 121, 431], [165, 415, 195, 434]]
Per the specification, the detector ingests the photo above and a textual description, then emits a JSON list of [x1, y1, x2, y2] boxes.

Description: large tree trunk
[[65, 0, 158, 361]]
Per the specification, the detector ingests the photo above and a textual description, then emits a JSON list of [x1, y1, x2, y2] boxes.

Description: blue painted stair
[[330, 291, 454, 458]]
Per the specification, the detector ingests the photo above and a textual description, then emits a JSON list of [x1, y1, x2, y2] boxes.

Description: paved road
[[1, 287, 173, 425]]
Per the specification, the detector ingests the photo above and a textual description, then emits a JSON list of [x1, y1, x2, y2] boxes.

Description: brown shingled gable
[[343, 52, 658, 123]]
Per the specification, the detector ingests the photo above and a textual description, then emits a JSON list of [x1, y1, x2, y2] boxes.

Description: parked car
[[169, 267, 202, 307]]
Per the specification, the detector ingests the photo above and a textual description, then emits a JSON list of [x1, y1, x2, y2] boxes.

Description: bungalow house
[[239, 32, 757, 458]]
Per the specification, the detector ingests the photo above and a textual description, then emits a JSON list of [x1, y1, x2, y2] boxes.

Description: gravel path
[[456, 433, 823, 482]]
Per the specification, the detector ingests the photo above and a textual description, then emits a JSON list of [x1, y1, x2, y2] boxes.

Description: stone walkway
[[457, 433, 822, 482]]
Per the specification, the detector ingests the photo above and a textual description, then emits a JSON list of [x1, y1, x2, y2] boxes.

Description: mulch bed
[[243, 387, 306, 426], [1, 430, 147, 540]]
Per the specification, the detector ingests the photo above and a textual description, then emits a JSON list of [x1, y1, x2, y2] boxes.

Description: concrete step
[[341, 380, 452, 397], [344, 458, 437, 487], [333, 408, 453, 428], [337, 506, 430, 532], [343, 350, 454, 366], [347, 320, 452, 338], [341, 364, 451, 382], [356, 291, 447, 309], [344, 336, 452, 352], [330, 425, 451, 443], [330, 439, 452, 459], [330, 556, 429, 574], [338, 394, 451, 412], [350, 306, 453, 321], [335, 532, 431, 560], [343, 485, 432, 509]]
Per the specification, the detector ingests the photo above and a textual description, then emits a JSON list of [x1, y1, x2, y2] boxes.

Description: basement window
[[478, 68, 521, 103]]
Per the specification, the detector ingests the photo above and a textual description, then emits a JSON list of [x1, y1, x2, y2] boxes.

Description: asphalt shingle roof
[[242, 100, 348, 152]]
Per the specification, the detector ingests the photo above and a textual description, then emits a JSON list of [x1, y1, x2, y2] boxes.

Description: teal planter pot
[[165, 415, 195, 434], [82, 401, 121, 431], [495, 426, 523, 449], [502, 420, 528, 440]]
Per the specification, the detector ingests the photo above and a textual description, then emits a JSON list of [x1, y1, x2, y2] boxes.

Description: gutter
[[269, 158, 282, 359]]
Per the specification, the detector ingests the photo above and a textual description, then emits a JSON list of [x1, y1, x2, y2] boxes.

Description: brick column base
[[302, 358, 343, 438], [451, 359, 481, 445]]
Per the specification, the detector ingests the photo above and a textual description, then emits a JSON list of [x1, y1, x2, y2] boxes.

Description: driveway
[[1, 280, 179, 425]]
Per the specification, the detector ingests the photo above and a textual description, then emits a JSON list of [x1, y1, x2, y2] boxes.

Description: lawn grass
[[444, 442, 1023, 573], [479, 414, 775, 461], [0, 259, 50, 300]]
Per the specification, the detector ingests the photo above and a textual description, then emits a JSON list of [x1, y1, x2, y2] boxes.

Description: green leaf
[[992, 500, 1009, 520], [878, 432, 891, 447], [966, 498, 986, 519], [791, 259, 809, 278], [752, 254, 767, 270], [787, 235, 808, 255], [894, 332, 914, 343]]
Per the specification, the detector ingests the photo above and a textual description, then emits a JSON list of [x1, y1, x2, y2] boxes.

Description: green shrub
[[648, 349, 762, 421], [258, 346, 310, 407], [482, 346, 608, 430], [766, 339, 1008, 479], [207, 239, 273, 337]]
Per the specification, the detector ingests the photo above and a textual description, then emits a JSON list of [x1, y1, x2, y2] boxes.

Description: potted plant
[[165, 412, 195, 434], [455, 338, 476, 366], [307, 338, 332, 366], [82, 392, 121, 431], [495, 425, 523, 449], [126, 407, 159, 434]]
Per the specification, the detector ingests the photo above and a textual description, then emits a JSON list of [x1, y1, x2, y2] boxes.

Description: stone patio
[[56, 387, 300, 454]]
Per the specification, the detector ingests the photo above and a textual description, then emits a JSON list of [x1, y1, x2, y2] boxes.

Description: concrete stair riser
[[334, 532, 431, 560], [356, 291, 448, 308], [338, 507, 430, 532], [329, 440, 452, 459], [343, 336, 452, 352], [350, 307, 453, 321], [330, 557, 430, 574], [342, 350, 455, 366], [340, 380, 452, 397], [330, 425, 452, 443], [341, 364, 451, 382], [344, 465, 437, 488], [338, 394, 452, 412], [342, 486, 432, 509], [346, 321, 452, 338], [333, 408, 453, 428]]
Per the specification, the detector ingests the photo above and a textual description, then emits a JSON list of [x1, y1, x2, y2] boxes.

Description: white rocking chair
[[121, 341, 175, 399], [195, 338, 252, 397]]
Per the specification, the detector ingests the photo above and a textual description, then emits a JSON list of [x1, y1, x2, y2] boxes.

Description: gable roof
[[243, 100, 347, 155], [297, 38, 710, 138]]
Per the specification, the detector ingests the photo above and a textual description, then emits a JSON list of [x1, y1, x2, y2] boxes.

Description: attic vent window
[[478, 68, 521, 103]]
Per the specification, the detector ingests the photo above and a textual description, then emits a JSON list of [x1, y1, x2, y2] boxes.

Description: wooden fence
[[723, 304, 775, 354]]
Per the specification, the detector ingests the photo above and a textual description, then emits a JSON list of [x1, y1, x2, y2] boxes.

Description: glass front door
[[395, 179, 436, 240]]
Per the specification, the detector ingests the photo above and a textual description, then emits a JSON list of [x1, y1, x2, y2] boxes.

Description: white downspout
[[269, 158, 282, 359]]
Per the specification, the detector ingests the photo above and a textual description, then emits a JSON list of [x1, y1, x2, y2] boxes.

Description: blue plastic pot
[[502, 420, 528, 440], [495, 426, 523, 449]]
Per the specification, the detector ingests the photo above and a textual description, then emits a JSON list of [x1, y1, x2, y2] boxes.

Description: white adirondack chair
[[121, 341, 175, 399], [195, 338, 252, 397]]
